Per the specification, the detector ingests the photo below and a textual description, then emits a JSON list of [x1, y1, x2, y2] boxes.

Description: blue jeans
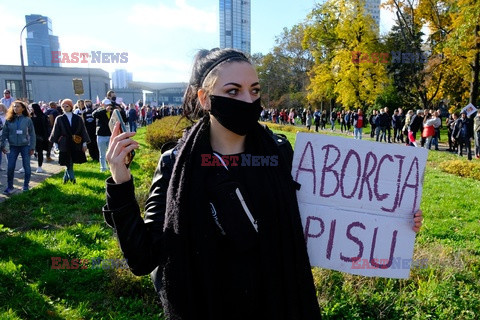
[[475, 131, 480, 156], [7, 145, 31, 189], [97, 135, 111, 171], [376, 126, 386, 142], [354, 127, 363, 139], [64, 158, 75, 181], [129, 121, 137, 132]]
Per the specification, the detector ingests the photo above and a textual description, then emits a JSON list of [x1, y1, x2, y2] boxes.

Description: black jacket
[[103, 123, 320, 320], [452, 117, 473, 141], [92, 107, 112, 136]]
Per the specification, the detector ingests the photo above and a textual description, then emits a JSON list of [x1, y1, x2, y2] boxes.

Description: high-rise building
[[364, 0, 380, 27], [112, 69, 133, 89], [219, 0, 251, 54], [25, 14, 60, 67]]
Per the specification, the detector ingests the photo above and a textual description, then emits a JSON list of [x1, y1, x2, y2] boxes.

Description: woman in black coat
[[30, 103, 49, 173], [104, 49, 422, 320], [49, 99, 90, 183]]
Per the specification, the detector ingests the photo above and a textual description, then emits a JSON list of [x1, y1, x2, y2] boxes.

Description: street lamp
[[20, 18, 46, 100]]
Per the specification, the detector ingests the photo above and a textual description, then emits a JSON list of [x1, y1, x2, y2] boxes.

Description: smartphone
[[109, 109, 135, 167]]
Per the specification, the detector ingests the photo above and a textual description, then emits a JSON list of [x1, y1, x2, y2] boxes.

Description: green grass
[[0, 126, 164, 319], [0, 123, 479, 319]]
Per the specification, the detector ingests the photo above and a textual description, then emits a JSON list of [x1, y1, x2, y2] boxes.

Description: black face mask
[[111, 96, 116, 102], [209, 95, 262, 136]]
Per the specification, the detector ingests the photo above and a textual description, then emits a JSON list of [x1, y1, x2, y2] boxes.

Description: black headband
[[199, 52, 247, 86]]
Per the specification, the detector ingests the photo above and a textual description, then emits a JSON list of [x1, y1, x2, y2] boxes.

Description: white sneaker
[[17, 168, 25, 173], [36, 167, 44, 173]]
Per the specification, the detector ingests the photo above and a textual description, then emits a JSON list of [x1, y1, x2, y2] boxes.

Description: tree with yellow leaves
[[304, 0, 389, 111]]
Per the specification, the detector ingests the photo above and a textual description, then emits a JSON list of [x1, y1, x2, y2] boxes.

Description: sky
[[0, 0, 396, 83]]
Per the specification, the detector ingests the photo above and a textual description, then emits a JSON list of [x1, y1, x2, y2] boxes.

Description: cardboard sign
[[72, 78, 84, 95], [461, 103, 477, 117], [293, 133, 428, 278]]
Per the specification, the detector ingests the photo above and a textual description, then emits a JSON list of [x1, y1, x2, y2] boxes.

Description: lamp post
[[20, 18, 46, 100]]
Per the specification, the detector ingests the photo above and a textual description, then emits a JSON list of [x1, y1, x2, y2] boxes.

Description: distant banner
[[461, 103, 477, 117], [293, 133, 428, 278]]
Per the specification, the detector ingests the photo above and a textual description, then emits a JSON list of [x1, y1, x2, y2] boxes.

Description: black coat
[[32, 114, 49, 151], [103, 120, 321, 320]]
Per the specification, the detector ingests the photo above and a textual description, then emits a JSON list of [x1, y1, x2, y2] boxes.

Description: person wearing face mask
[[82, 100, 99, 161], [102, 49, 423, 320], [1, 89, 14, 109], [93, 99, 113, 172], [107, 90, 128, 123], [49, 99, 90, 183], [0, 100, 36, 194]]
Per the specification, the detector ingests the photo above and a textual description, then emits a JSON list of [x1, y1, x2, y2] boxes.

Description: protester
[[0, 103, 7, 170], [352, 108, 364, 139], [392, 108, 404, 143], [330, 108, 337, 131], [0, 89, 14, 108], [73, 99, 86, 116], [375, 109, 388, 142], [320, 110, 327, 130], [30, 103, 49, 173], [288, 108, 295, 125], [474, 111, 480, 159], [82, 100, 99, 161], [452, 111, 473, 160], [428, 111, 442, 150], [49, 99, 90, 183], [103, 48, 423, 320], [1, 100, 36, 194], [369, 110, 377, 138], [305, 109, 312, 131], [128, 104, 138, 132], [422, 112, 436, 149], [408, 110, 424, 147], [92, 99, 113, 172], [45, 101, 60, 161], [313, 109, 321, 132]]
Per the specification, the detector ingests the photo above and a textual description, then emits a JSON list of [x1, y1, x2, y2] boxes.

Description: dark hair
[[31, 103, 44, 118], [182, 48, 251, 119]]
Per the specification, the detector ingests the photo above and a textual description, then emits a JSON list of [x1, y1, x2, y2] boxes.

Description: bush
[[439, 159, 480, 180], [145, 116, 192, 150], [259, 121, 310, 133]]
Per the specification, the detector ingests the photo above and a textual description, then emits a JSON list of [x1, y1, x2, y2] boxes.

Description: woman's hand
[[412, 210, 423, 233], [106, 122, 139, 184]]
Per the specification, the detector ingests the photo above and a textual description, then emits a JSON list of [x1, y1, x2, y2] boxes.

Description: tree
[[304, 0, 389, 110], [256, 25, 313, 110], [416, 0, 480, 107]]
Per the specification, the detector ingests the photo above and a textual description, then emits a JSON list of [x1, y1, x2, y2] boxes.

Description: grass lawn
[[1, 124, 479, 319]]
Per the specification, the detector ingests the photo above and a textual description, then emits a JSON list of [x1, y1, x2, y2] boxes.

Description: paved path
[[0, 151, 63, 203]]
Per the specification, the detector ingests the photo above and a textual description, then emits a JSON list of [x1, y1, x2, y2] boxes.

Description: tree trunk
[[469, 25, 480, 106]]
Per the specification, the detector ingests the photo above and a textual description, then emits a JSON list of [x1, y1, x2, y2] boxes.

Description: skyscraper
[[364, 0, 380, 27], [25, 14, 60, 67], [112, 69, 133, 89], [219, 0, 251, 54]]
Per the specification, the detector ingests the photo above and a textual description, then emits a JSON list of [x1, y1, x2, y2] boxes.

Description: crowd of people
[[0, 88, 181, 194], [260, 105, 480, 160]]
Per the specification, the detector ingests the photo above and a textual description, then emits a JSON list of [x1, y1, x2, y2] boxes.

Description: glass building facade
[[219, 0, 251, 54], [112, 69, 133, 89], [364, 0, 380, 27], [25, 14, 60, 67]]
